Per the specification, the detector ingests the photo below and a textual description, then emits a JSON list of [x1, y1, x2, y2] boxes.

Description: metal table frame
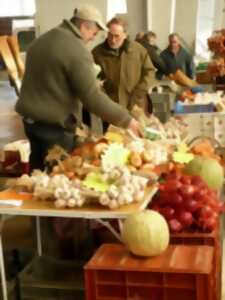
[[0, 186, 157, 300]]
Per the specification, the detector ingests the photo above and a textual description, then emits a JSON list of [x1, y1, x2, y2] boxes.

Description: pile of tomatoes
[[150, 172, 224, 233]]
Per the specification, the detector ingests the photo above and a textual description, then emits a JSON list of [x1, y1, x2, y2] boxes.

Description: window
[[107, 0, 127, 21], [170, 0, 176, 33], [0, 0, 36, 17], [195, 0, 216, 60]]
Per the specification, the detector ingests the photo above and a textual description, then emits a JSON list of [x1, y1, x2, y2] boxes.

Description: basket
[[19, 255, 85, 300], [150, 93, 171, 112]]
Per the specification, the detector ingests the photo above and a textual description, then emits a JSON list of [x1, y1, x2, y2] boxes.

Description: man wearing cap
[[16, 4, 140, 171], [92, 17, 156, 119]]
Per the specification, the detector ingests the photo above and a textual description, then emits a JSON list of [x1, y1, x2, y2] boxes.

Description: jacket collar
[[167, 45, 183, 56], [101, 39, 132, 56], [61, 19, 82, 39]]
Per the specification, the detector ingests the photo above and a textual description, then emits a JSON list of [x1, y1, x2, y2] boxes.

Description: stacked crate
[[85, 244, 214, 300], [170, 226, 222, 300]]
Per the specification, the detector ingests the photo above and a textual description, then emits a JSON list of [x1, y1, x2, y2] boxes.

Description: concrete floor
[[0, 79, 26, 147], [0, 77, 225, 298]]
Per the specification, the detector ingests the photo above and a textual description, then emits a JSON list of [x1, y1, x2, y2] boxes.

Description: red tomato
[[159, 192, 171, 204], [160, 207, 175, 220], [194, 188, 208, 200], [191, 176, 203, 186], [166, 172, 182, 181], [180, 175, 192, 185], [159, 184, 166, 191], [180, 185, 196, 198], [200, 206, 213, 218], [203, 217, 218, 232], [171, 193, 183, 207], [169, 219, 183, 233], [207, 198, 219, 209], [217, 201, 225, 213], [185, 199, 200, 212], [211, 211, 219, 219], [178, 211, 193, 227], [164, 180, 182, 191]]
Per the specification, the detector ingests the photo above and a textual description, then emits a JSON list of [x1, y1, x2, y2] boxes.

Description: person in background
[[160, 33, 195, 79], [16, 5, 140, 171], [92, 17, 155, 130], [135, 31, 145, 43], [139, 31, 167, 79]]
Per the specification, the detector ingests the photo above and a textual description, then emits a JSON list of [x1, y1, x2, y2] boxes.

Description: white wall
[[35, 0, 224, 53], [35, 0, 107, 35], [147, 0, 198, 51], [174, 0, 198, 52], [35, 0, 147, 39], [222, 3, 225, 28], [147, 0, 172, 50], [127, 0, 147, 39]]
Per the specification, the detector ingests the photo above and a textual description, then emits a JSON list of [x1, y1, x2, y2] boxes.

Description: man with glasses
[[92, 17, 155, 125]]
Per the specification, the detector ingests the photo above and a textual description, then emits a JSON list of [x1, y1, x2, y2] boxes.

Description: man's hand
[[96, 79, 105, 88], [127, 118, 142, 137]]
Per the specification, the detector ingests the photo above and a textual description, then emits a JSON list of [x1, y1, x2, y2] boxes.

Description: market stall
[[0, 107, 224, 300]]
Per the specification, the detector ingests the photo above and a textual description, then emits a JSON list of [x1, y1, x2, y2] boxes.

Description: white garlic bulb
[[109, 200, 119, 209], [99, 193, 111, 206], [70, 188, 80, 199], [76, 198, 85, 207], [134, 191, 145, 202], [67, 198, 77, 208], [108, 185, 119, 198], [123, 194, 133, 204], [118, 195, 126, 206], [55, 199, 67, 208]]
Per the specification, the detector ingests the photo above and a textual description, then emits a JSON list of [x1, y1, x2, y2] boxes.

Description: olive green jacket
[[92, 40, 156, 111], [16, 20, 131, 130]]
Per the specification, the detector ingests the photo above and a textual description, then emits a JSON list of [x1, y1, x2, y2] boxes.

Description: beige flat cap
[[74, 4, 107, 31]]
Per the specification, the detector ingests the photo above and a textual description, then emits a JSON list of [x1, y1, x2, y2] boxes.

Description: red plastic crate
[[170, 228, 219, 246], [170, 226, 221, 300], [84, 244, 214, 300]]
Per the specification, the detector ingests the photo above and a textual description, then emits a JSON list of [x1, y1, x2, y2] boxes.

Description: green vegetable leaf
[[172, 152, 194, 164], [83, 172, 110, 192], [101, 143, 130, 170]]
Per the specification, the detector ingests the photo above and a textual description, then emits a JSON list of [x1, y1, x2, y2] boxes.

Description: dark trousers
[[82, 108, 109, 133], [23, 120, 79, 259], [23, 121, 76, 171]]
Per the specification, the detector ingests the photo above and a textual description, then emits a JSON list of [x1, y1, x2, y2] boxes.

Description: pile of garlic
[[34, 174, 86, 208], [99, 167, 148, 209], [144, 141, 169, 166], [15, 167, 148, 210], [16, 173, 86, 208]]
